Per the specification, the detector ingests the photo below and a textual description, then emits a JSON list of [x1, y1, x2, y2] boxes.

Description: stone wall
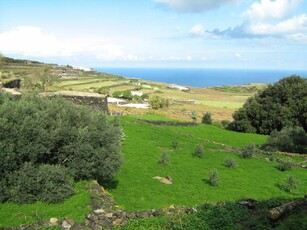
[[41, 91, 108, 113], [137, 119, 197, 126]]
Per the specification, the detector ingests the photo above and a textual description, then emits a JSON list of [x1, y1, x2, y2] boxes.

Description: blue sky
[[1, 0, 307, 69]]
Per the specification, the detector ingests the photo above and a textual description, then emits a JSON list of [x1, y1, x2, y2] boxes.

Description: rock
[[153, 176, 172, 184], [136, 211, 149, 218], [270, 208, 282, 221], [62, 218, 75, 229], [94, 209, 105, 215], [152, 209, 163, 217], [238, 200, 256, 209], [264, 158, 271, 162], [112, 219, 122, 226], [49, 217, 59, 226], [105, 212, 113, 218], [126, 212, 136, 219]]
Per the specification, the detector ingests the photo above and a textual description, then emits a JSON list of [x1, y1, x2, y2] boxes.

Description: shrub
[[158, 150, 169, 166], [4, 163, 75, 204], [230, 76, 307, 134], [123, 90, 133, 100], [208, 169, 219, 186], [149, 96, 170, 110], [240, 144, 256, 158], [193, 145, 204, 158], [221, 120, 230, 128], [112, 90, 122, 98], [278, 158, 294, 171], [202, 112, 212, 124], [225, 158, 237, 168], [96, 87, 110, 95], [191, 111, 197, 123], [0, 94, 122, 203], [172, 141, 179, 150], [263, 126, 307, 154], [281, 175, 300, 193]]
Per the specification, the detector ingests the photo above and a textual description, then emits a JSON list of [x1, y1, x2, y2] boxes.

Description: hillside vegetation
[[108, 116, 307, 211]]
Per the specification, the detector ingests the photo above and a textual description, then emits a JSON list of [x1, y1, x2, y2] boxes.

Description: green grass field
[[107, 116, 307, 211], [0, 181, 91, 227]]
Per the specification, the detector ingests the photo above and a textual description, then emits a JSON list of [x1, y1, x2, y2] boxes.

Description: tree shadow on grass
[[97, 178, 119, 189]]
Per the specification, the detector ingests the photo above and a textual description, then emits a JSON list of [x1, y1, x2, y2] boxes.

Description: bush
[[281, 175, 300, 193], [0, 94, 122, 203], [112, 90, 122, 98], [4, 163, 75, 204], [221, 120, 230, 128], [240, 144, 256, 158], [193, 145, 204, 158], [263, 126, 307, 154], [96, 87, 110, 95], [149, 96, 170, 110], [172, 141, 178, 150], [208, 169, 219, 186], [225, 158, 237, 168], [158, 150, 169, 166], [230, 76, 307, 134], [202, 112, 212, 124], [191, 111, 197, 123], [278, 158, 294, 171]]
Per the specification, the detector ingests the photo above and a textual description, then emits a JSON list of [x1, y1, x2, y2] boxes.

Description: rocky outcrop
[[269, 197, 307, 221]]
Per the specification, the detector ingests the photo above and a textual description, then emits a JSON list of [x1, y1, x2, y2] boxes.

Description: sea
[[94, 68, 307, 88]]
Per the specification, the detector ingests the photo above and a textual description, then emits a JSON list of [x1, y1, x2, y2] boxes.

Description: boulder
[[49, 217, 59, 226]]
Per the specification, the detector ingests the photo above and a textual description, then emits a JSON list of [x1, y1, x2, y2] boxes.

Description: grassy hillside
[[108, 116, 307, 211]]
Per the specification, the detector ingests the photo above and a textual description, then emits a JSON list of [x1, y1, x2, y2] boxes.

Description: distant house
[[107, 97, 126, 105], [118, 103, 150, 109], [168, 84, 190, 92], [131, 91, 143, 97]]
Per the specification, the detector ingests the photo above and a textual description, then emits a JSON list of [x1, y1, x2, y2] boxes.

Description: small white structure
[[131, 91, 143, 97], [118, 103, 150, 109], [73, 66, 92, 72], [107, 97, 126, 105], [168, 84, 190, 92]]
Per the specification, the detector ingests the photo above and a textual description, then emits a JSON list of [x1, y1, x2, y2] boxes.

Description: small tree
[[202, 112, 212, 124], [225, 158, 237, 168], [172, 141, 179, 150], [281, 175, 300, 193], [159, 150, 169, 166], [191, 111, 198, 124], [278, 158, 294, 171], [240, 144, 256, 158], [208, 169, 219, 186], [149, 96, 170, 110], [193, 145, 204, 158]]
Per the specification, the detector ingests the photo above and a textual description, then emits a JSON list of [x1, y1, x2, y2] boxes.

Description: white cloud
[[0, 26, 139, 61], [248, 14, 307, 35], [154, 0, 237, 12], [234, 53, 242, 58], [244, 0, 301, 21], [189, 24, 205, 36]]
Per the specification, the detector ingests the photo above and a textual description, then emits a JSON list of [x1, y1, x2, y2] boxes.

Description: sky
[[0, 0, 307, 69]]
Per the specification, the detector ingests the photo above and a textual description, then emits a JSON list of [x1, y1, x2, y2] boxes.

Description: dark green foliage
[[278, 158, 294, 171], [202, 112, 212, 124], [112, 90, 122, 98], [208, 169, 219, 186], [4, 163, 75, 204], [0, 94, 122, 203], [263, 126, 307, 154], [230, 76, 307, 134], [123, 90, 133, 100], [193, 144, 204, 158], [225, 158, 237, 168], [221, 120, 230, 128], [281, 175, 300, 193], [240, 144, 256, 158]]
